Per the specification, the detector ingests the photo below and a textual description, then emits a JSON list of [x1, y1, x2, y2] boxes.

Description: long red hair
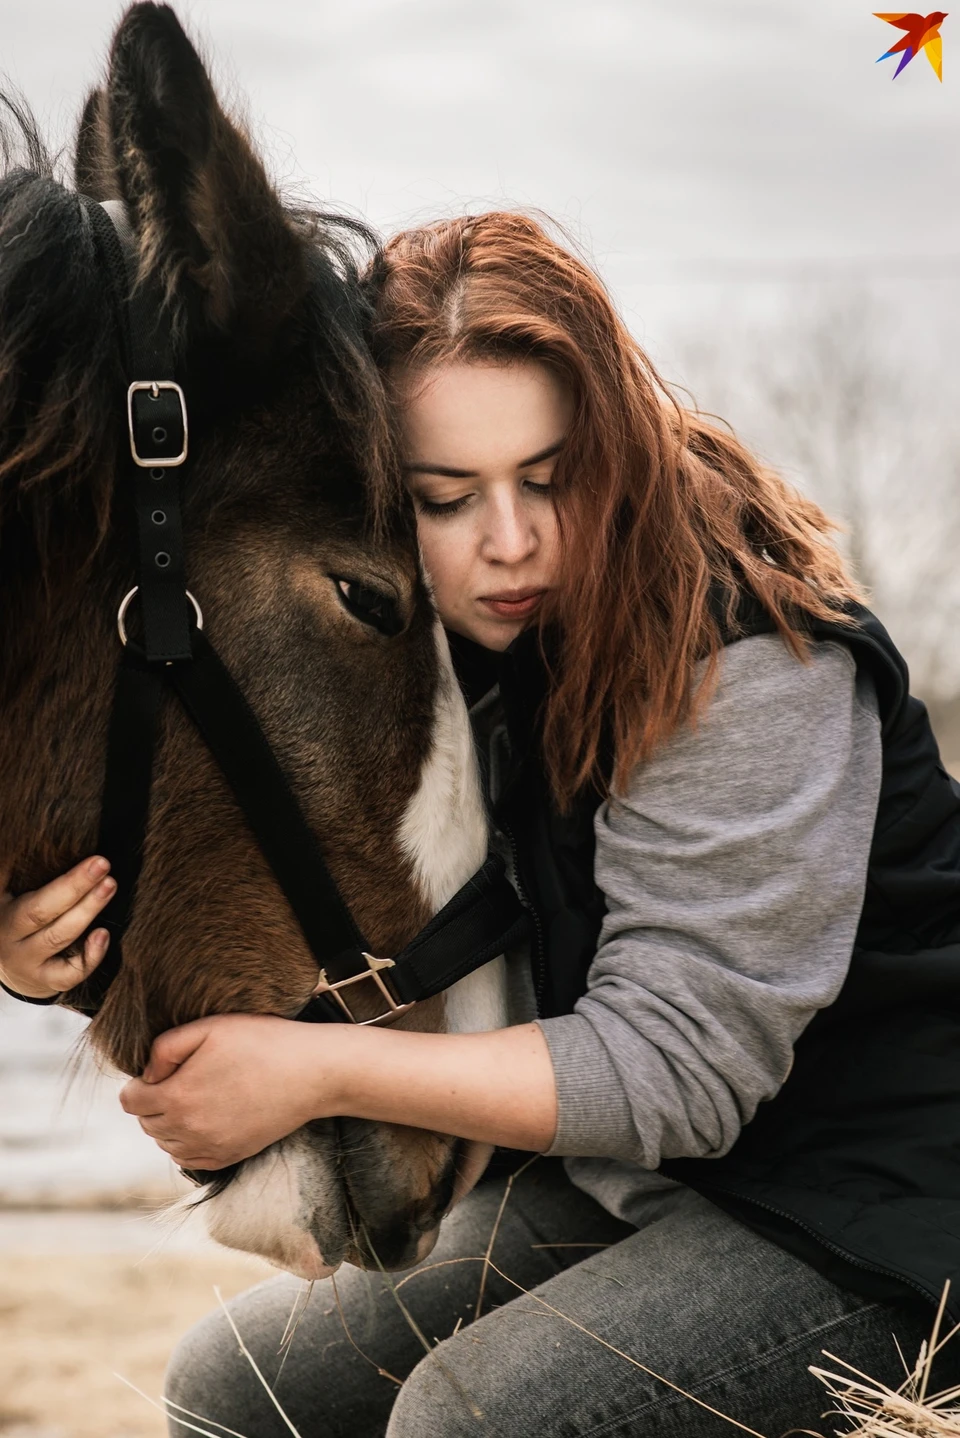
[[368, 213, 859, 809]]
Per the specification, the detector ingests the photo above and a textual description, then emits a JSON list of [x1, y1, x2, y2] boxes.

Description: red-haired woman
[[4, 214, 960, 1436]]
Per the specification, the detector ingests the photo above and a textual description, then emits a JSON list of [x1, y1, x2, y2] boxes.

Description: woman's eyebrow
[[403, 461, 478, 478], [517, 439, 564, 468], [402, 439, 564, 479]]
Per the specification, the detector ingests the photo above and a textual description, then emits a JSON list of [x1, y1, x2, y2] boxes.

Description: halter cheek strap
[[43, 195, 530, 1027]]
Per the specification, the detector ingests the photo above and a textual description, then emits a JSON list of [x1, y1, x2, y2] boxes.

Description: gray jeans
[[166, 1159, 949, 1437]]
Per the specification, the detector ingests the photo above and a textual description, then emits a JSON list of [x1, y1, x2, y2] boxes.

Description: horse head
[[0, 2, 508, 1277]]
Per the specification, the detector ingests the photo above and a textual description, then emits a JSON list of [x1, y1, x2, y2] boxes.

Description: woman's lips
[[478, 589, 546, 620]]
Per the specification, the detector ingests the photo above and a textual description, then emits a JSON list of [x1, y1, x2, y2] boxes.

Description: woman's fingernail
[[98, 877, 117, 896], [89, 857, 110, 878], [92, 928, 111, 952]]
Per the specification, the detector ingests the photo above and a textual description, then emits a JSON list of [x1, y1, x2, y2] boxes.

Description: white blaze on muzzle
[[202, 1133, 342, 1280], [400, 622, 510, 1037]]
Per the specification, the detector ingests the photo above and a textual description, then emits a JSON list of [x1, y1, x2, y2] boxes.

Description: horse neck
[[0, 554, 120, 887]]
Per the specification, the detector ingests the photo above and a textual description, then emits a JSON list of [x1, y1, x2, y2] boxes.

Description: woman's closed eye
[[416, 493, 472, 518], [416, 479, 553, 520]]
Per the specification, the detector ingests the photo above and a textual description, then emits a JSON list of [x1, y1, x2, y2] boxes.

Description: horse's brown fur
[[0, 3, 475, 1270]]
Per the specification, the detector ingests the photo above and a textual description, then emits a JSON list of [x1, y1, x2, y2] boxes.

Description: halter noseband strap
[[58, 196, 530, 1027]]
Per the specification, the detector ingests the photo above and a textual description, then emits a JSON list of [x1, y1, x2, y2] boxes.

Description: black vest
[[459, 604, 960, 1321]]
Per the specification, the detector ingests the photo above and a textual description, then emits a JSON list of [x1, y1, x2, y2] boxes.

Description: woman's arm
[[322, 1020, 557, 1149], [538, 635, 882, 1168], [119, 1013, 557, 1170]]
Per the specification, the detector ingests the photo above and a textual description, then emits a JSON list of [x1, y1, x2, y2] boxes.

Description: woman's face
[[397, 359, 569, 651]]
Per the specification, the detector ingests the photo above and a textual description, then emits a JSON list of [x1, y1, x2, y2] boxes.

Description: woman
[[3, 213, 959, 1437]]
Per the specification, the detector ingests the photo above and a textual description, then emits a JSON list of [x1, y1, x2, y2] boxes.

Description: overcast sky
[[2, 0, 957, 673], [1, 0, 957, 324]]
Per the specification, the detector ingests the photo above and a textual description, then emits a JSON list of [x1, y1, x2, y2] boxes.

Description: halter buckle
[[311, 953, 416, 1026], [127, 381, 189, 468]]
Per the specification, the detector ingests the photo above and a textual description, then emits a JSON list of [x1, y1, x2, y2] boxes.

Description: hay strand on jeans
[[809, 1283, 960, 1437], [275, 1279, 320, 1387], [529, 1242, 613, 1250], [329, 1271, 403, 1386], [484, 1258, 769, 1438], [113, 1371, 252, 1438], [474, 1154, 539, 1323], [214, 1286, 304, 1438], [361, 1224, 485, 1420]]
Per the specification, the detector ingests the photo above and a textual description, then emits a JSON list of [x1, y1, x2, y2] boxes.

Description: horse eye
[[334, 577, 403, 636]]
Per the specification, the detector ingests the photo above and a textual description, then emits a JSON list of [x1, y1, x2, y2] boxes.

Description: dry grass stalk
[[274, 1280, 317, 1387], [114, 1370, 250, 1438], [330, 1270, 403, 1386], [810, 1282, 960, 1438], [530, 1242, 613, 1250], [394, 1254, 487, 1293], [213, 1286, 304, 1438], [474, 1154, 540, 1322], [361, 1224, 485, 1420], [483, 1257, 769, 1438], [161, 1393, 254, 1438], [810, 1357, 960, 1437], [278, 1281, 314, 1355]]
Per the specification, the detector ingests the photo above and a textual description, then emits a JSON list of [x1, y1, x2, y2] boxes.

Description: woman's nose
[[481, 496, 538, 565]]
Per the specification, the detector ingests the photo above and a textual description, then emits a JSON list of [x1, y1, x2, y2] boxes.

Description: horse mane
[[0, 94, 119, 577], [0, 92, 395, 584]]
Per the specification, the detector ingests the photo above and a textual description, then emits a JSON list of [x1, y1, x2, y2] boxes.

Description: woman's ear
[[92, 2, 306, 351]]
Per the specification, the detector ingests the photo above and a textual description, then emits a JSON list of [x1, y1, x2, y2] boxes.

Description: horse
[[0, 2, 509, 1279]]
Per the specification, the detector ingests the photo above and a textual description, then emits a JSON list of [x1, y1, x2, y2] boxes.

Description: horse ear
[[101, 3, 306, 347], [75, 89, 118, 201]]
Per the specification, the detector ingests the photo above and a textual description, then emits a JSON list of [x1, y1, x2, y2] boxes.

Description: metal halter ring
[[116, 586, 204, 648]]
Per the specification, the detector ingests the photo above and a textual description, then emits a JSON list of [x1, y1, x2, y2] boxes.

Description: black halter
[[56, 197, 530, 1027]]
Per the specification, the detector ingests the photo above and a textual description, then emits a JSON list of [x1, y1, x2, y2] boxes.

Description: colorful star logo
[[875, 12, 947, 80]]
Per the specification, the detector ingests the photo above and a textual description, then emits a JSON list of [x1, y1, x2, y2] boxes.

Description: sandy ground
[[0, 1212, 277, 1438]]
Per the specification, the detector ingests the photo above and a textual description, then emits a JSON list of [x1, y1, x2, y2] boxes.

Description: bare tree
[[671, 288, 960, 718]]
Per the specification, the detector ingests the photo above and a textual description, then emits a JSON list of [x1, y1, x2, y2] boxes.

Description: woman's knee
[[164, 1305, 246, 1430], [163, 1277, 302, 1438], [386, 1345, 482, 1438], [386, 1316, 535, 1438]]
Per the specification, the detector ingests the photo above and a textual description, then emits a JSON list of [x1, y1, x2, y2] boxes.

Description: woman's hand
[[119, 1014, 341, 1170], [0, 858, 115, 1000], [121, 1012, 557, 1170]]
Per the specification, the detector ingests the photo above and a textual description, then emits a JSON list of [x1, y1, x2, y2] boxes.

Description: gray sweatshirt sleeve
[[537, 634, 882, 1166]]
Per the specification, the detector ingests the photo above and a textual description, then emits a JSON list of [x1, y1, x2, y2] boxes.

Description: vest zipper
[[695, 1181, 943, 1312], [501, 821, 547, 1018]]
